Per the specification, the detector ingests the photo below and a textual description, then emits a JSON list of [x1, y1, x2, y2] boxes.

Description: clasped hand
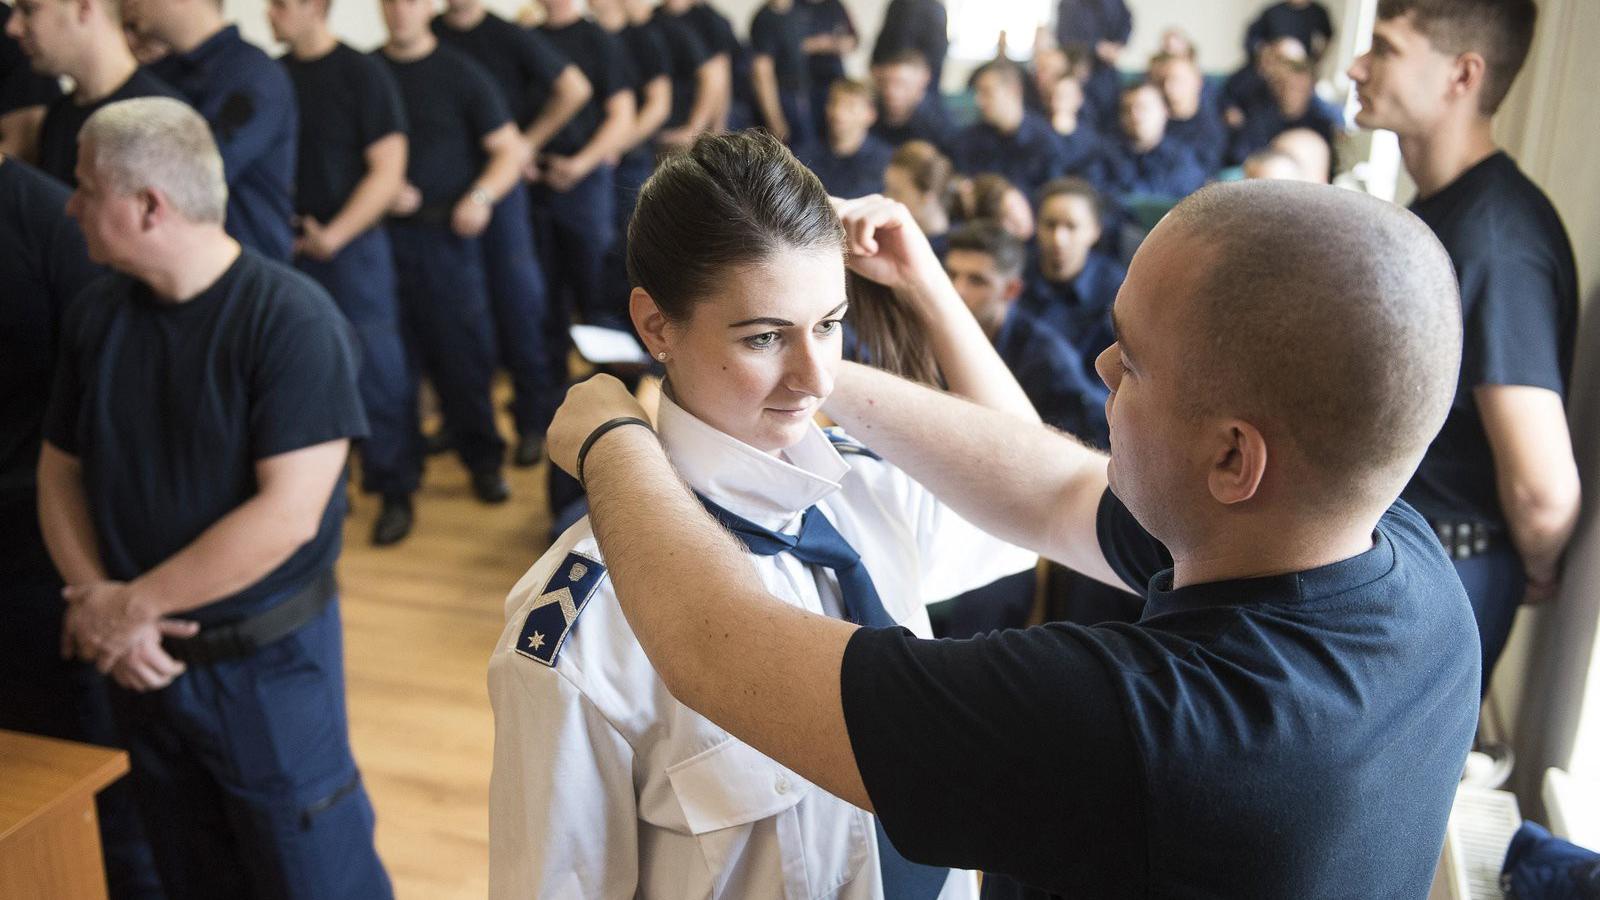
[[61, 581, 199, 692]]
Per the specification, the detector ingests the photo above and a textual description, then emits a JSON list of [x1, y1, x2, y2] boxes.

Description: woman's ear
[[630, 288, 673, 360]]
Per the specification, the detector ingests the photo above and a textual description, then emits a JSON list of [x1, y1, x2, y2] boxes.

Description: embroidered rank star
[[516, 552, 606, 668]]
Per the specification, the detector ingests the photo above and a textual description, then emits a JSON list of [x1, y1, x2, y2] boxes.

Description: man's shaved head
[[1160, 181, 1461, 508]]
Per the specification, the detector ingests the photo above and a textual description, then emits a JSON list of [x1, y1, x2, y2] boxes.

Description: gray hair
[[79, 97, 227, 225]]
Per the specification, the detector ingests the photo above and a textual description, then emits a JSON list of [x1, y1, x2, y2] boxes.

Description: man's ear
[[1450, 51, 1488, 105], [1207, 417, 1268, 506]]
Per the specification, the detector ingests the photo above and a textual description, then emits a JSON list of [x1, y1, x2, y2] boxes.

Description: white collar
[[656, 391, 850, 533]]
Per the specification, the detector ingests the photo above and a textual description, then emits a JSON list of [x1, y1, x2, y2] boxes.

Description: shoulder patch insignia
[[515, 552, 606, 667], [824, 428, 883, 461]]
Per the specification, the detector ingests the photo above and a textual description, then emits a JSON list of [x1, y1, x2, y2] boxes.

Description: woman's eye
[[745, 332, 779, 349], [817, 319, 842, 335]]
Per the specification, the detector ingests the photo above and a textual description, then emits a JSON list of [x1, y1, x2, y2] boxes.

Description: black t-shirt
[[0, 158, 99, 577], [750, 2, 810, 92], [375, 45, 510, 215], [619, 20, 671, 116], [870, 0, 949, 87], [432, 12, 569, 129], [43, 250, 367, 625], [37, 69, 182, 187], [1246, 1, 1334, 56], [539, 18, 630, 156], [1, 8, 61, 115], [1403, 151, 1578, 530], [282, 43, 408, 224], [652, 9, 712, 129], [841, 490, 1479, 898]]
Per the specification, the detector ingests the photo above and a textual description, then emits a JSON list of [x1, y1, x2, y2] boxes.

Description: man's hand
[[451, 192, 494, 237], [61, 581, 198, 670], [547, 374, 650, 479], [656, 126, 696, 151], [108, 624, 193, 692], [1523, 574, 1560, 605], [831, 194, 945, 295], [544, 154, 594, 192], [390, 182, 422, 217], [523, 155, 543, 184], [1095, 40, 1122, 66], [294, 217, 344, 262]]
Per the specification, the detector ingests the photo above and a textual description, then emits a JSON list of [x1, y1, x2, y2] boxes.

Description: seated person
[[950, 59, 1067, 200], [488, 131, 1036, 899], [883, 139, 953, 256], [957, 172, 1034, 242], [868, 48, 951, 152], [1245, 0, 1334, 63], [1096, 81, 1208, 199], [1221, 34, 1306, 129], [1228, 41, 1342, 165], [1044, 72, 1104, 180], [1149, 50, 1228, 174], [798, 78, 893, 198], [1024, 45, 1069, 114], [1018, 177, 1124, 380]]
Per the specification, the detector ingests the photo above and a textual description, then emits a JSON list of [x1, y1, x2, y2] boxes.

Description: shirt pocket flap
[[666, 738, 809, 835]]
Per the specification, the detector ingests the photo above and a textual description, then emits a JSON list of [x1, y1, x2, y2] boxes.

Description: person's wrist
[[577, 417, 656, 488], [468, 185, 494, 208]]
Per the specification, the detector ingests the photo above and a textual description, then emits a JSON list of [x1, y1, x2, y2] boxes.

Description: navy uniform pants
[[113, 598, 391, 900], [931, 570, 1036, 639], [1455, 543, 1524, 698], [0, 563, 164, 900], [388, 219, 506, 477], [296, 227, 420, 497], [531, 165, 618, 332], [481, 184, 562, 439]]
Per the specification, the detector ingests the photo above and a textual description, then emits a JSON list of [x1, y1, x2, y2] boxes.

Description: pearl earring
[[656, 351, 668, 362]]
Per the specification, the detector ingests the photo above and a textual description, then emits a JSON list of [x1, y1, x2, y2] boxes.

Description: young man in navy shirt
[[798, 79, 893, 199], [377, 0, 527, 505], [1230, 45, 1343, 167], [549, 178, 1478, 900], [5, 0, 180, 185], [593, 0, 671, 231], [133, 0, 297, 260], [651, 0, 717, 149], [870, 0, 947, 89], [1350, 0, 1579, 696], [869, 49, 951, 153], [952, 61, 1068, 201], [435, 0, 590, 468], [1097, 81, 1207, 199], [1019, 178, 1124, 380], [43, 96, 390, 900], [1148, 51, 1228, 175], [1247, 0, 1335, 63], [271, 0, 423, 545], [799, 0, 856, 138], [1054, 0, 1131, 130], [749, 0, 812, 147]]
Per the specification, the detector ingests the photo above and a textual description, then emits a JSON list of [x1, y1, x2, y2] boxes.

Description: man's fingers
[[157, 618, 201, 639]]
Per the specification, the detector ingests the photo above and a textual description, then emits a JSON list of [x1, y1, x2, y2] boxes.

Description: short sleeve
[[519, 28, 571, 88], [635, 26, 671, 83], [357, 55, 408, 146], [248, 284, 369, 459], [750, 10, 780, 58], [1457, 236, 1569, 395], [595, 30, 630, 100], [1094, 488, 1171, 592], [460, 58, 514, 140], [42, 283, 104, 456], [840, 624, 1145, 891]]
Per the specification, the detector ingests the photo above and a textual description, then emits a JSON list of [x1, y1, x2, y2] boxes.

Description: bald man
[[544, 180, 1477, 898]]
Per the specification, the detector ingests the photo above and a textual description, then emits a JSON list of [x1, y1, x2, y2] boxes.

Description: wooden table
[[0, 729, 130, 900]]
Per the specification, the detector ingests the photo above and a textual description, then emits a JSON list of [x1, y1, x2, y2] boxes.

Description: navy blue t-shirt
[[872, 93, 953, 153], [1164, 84, 1229, 175], [1096, 134, 1208, 198], [683, 2, 754, 126], [1246, 0, 1334, 56], [870, 0, 949, 87], [43, 250, 367, 625], [1402, 151, 1578, 530], [432, 12, 570, 130], [1054, 0, 1132, 51], [149, 25, 297, 262], [951, 112, 1068, 199], [619, 20, 672, 115], [1228, 94, 1343, 168], [994, 304, 1108, 446], [282, 43, 408, 224], [841, 490, 1479, 897], [750, 1, 811, 92], [1, 8, 61, 115], [37, 69, 182, 187], [0, 158, 99, 577], [800, 0, 854, 92], [798, 133, 893, 198], [375, 45, 510, 216], [539, 18, 630, 156], [1018, 250, 1124, 376], [652, 9, 712, 129]]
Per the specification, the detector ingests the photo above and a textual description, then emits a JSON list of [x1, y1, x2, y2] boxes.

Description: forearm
[[38, 445, 108, 584], [322, 166, 402, 248], [685, 61, 723, 135], [751, 62, 786, 130], [710, 57, 732, 131], [582, 425, 869, 807], [625, 83, 672, 153], [524, 71, 590, 153], [1499, 473, 1581, 582], [574, 97, 636, 169], [475, 144, 528, 201]]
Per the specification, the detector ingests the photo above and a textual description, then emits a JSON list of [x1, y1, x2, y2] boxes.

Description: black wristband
[[577, 416, 655, 487]]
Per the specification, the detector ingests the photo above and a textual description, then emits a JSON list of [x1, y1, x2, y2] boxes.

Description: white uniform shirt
[[488, 395, 1037, 899]]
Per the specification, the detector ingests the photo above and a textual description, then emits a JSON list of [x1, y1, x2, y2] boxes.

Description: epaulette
[[824, 428, 883, 461], [515, 551, 606, 667]]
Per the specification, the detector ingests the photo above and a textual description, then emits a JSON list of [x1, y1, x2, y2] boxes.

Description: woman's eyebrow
[[728, 301, 848, 329]]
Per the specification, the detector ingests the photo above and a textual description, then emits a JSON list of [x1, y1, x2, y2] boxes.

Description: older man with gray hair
[[38, 96, 392, 899]]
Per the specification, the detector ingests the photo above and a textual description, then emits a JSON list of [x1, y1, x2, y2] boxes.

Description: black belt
[[163, 570, 336, 666], [1431, 519, 1502, 561]]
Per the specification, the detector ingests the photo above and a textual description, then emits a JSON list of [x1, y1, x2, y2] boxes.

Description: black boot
[[513, 434, 545, 468], [471, 469, 511, 504], [372, 494, 414, 546]]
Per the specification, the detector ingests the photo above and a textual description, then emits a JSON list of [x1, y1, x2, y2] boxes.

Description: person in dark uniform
[[0, 4, 59, 159], [6, 0, 179, 185], [535, 0, 636, 329], [270, 0, 422, 546], [882, 139, 953, 257], [651, 0, 717, 149], [1246, 0, 1334, 63], [545, 175, 1478, 900], [870, 0, 947, 90], [749, 0, 813, 147], [1054, 0, 1131, 131], [1019, 177, 1123, 381], [377, 0, 527, 505], [1040, 72, 1103, 184], [43, 96, 390, 900], [435, 0, 590, 468], [1228, 45, 1342, 166], [0, 151, 164, 900], [798, 79, 893, 199], [681, 0, 748, 130], [951, 61, 1068, 201], [869, 48, 951, 152], [592, 0, 669, 232], [1350, 0, 1579, 696], [1097, 82, 1207, 199], [133, 0, 297, 260], [1148, 51, 1227, 175], [799, 0, 856, 139]]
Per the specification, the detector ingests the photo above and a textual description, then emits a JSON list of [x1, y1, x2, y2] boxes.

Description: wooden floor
[[338, 435, 555, 899]]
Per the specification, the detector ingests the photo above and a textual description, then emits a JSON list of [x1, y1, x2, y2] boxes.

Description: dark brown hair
[[887, 140, 954, 199], [628, 130, 938, 384], [1377, 0, 1536, 113], [1037, 176, 1103, 218], [947, 220, 1027, 277]]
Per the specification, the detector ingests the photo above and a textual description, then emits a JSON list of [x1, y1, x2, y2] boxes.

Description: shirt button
[[775, 776, 790, 795]]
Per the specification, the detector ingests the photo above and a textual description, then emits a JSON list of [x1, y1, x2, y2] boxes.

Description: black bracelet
[[577, 416, 655, 487]]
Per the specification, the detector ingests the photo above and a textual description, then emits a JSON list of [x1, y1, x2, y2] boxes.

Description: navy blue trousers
[[933, 570, 1037, 638], [482, 184, 562, 438], [297, 227, 420, 497], [388, 220, 505, 476], [531, 165, 618, 332], [1455, 543, 1524, 698], [113, 598, 391, 900]]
